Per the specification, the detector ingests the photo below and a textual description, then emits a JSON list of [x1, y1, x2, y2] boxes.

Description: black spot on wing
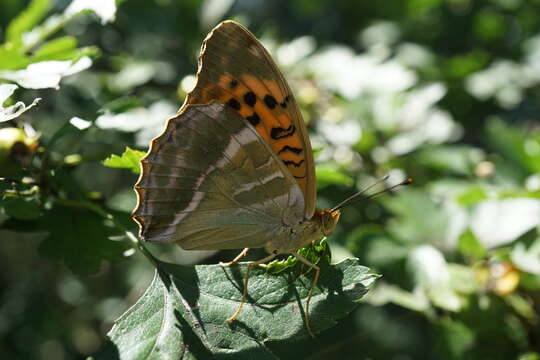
[[244, 92, 256, 107], [277, 145, 303, 154], [285, 95, 291, 103], [270, 125, 296, 139], [226, 98, 241, 110], [229, 79, 238, 89], [246, 112, 260, 126], [264, 95, 277, 109], [280, 101, 287, 108], [282, 159, 305, 167]]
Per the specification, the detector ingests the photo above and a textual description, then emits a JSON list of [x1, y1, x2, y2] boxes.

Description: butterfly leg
[[292, 252, 320, 338], [220, 247, 250, 267], [225, 252, 277, 323]]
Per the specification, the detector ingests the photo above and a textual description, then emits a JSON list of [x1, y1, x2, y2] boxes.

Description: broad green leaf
[[100, 258, 378, 359], [6, 0, 52, 42], [38, 204, 129, 275], [103, 147, 146, 174]]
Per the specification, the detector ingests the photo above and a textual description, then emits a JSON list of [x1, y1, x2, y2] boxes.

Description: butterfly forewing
[[185, 21, 316, 218], [134, 102, 305, 249]]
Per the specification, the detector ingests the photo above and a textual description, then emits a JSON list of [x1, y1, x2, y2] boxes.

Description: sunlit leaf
[[458, 230, 486, 259], [0, 84, 41, 122], [471, 198, 540, 248], [64, 0, 117, 25], [0, 57, 92, 89], [31, 35, 78, 61], [6, 0, 52, 43], [103, 147, 146, 174]]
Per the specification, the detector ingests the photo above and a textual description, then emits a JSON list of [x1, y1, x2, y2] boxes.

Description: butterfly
[[133, 20, 342, 338]]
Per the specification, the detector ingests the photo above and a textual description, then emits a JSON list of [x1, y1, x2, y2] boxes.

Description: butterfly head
[[316, 209, 341, 237]]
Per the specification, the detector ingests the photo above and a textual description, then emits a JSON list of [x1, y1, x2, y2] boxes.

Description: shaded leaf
[[2, 196, 42, 220], [103, 147, 146, 174], [38, 204, 129, 275], [100, 258, 377, 359]]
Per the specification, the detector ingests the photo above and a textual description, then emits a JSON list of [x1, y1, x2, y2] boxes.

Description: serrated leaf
[[100, 258, 377, 359], [6, 0, 52, 43], [38, 204, 129, 275], [103, 147, 146, 174]]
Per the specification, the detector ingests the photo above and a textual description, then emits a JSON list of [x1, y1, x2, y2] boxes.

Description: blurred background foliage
[[1, 0, 540, 359]]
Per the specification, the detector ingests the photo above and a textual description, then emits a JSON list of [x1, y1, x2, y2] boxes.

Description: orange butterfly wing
[[182, 21, 316, 218]]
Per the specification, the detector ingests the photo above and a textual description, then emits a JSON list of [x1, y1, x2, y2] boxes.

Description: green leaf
[[383, 189, 450, 245], [100, 258, 378, 359], [486, 117, 540, 176], [414, 145, 484, 175], [38, 204, 129, 275], [2, 196, 42, 220], [31, 35, 77, 61], [0, 44, 29, 69], [103, 147, 146, 174], [434, 318, 475, 360], [315, 167, 353, 189], [458, 230, 486, 259], [456, 185, 488, 206], [6, 0, 52, 43]]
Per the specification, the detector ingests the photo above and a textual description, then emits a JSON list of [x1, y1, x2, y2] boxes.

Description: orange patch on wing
[[262, 79, 284, 102], [196, 74, 309, 192]]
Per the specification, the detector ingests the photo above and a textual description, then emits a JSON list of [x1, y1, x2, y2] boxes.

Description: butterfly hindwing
[[134, 102, 305, 249], [185, 21, 316, 218]]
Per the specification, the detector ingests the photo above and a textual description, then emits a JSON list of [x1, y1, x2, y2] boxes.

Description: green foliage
[[1, 0, 540, 359], [99, 258, 376, 359], [103, 147, 145, 174]]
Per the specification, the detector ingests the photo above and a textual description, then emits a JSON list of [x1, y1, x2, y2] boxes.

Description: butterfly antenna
[[331, 176, 412, 211]]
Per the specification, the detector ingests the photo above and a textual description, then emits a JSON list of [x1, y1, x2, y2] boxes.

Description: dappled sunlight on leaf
[[471, 198, 540, 248], [0, 84, 40, 122]]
